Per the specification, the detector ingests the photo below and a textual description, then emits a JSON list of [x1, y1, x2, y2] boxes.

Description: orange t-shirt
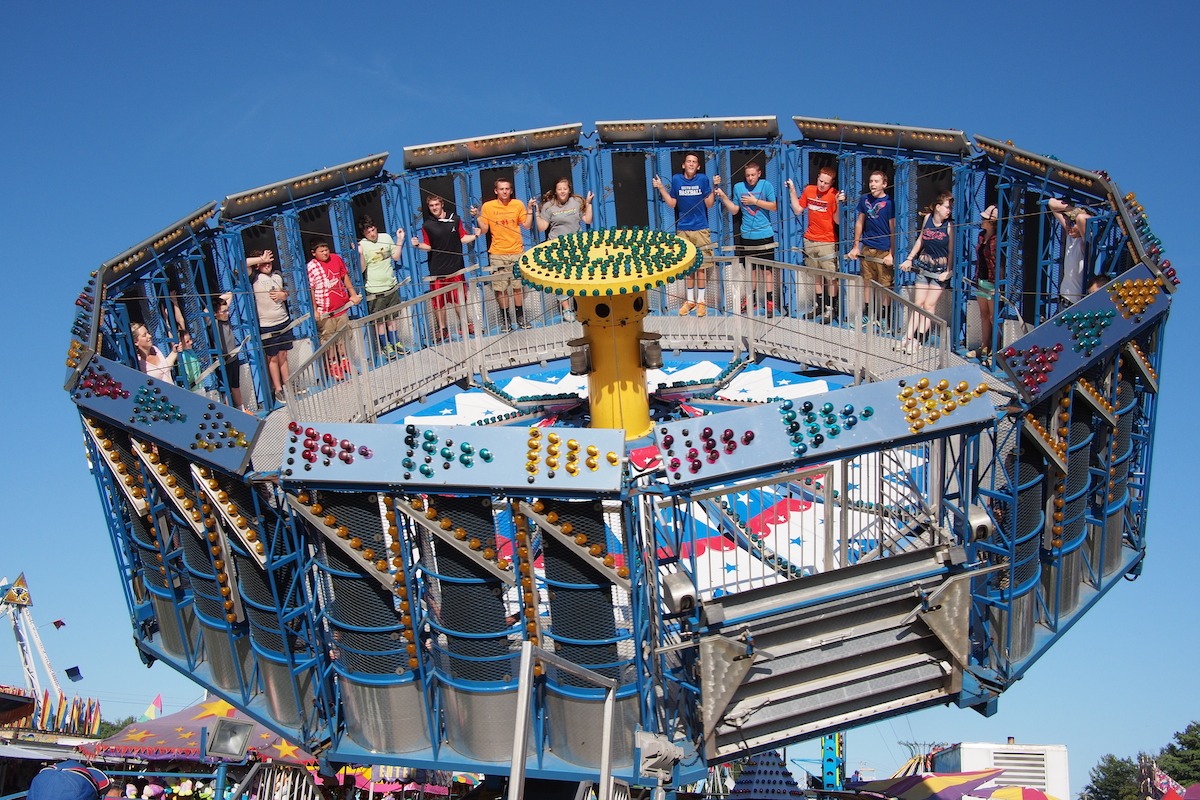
[[799, 185, 839, 243], [481, 199, 527, 255]]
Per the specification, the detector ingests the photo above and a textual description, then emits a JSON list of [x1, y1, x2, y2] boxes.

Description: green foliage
[[1081, 754, 1140, 800], [1083, 721, 1200, 800], [96, 715, 135, 739], [1158, 722, 1200, 786]]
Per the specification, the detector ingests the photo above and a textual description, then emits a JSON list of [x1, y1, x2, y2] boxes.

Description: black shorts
[[260, 321, 294, 357], [734, 235, 776, 262]]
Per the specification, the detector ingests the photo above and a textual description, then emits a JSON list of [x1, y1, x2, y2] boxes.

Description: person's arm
[[342, 270, 362, 304], [582, 191, 594, 225], [651, 175, 677, 209], [751, 183, 778, 213], [715, 183, 739, 215], [519, 202, 533, 231], [473, 204, 490, 235], [392, 229, 404, 261], [458, 221, 480, 246], [901, 214, 928, 270], [785, 179, 803, 216], [884, 216, 896, 266], [943, 222, 955, 281], [704, 175, 718, 209], [847, 209, 864, 260], [532, 198, 549, 233], [358, 242, 368, 275]]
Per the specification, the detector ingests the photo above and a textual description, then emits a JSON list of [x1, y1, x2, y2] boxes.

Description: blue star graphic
[[724, 563, 738, 573], [790, 536, 804, 546]]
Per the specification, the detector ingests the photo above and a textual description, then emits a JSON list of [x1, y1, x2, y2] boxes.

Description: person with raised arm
[[787, 165, 845, 323], [716, 161, 778, 316], [653, 152, 716, 316]]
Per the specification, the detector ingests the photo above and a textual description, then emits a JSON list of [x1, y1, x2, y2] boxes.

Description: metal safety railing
[[283, 255, 951, 423]]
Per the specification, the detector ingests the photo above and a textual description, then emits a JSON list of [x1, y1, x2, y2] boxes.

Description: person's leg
[[512, 284, 529, 329], [978, 294, 994, 354], [267, 354, 281, 393]]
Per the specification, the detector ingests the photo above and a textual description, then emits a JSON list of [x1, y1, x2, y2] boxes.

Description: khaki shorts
[[488, 252, 521, 293], [318, 312, 350, 344], [677, 229, 714, 252], [860, 246, 894, 288], [803, 240, 839, 272]]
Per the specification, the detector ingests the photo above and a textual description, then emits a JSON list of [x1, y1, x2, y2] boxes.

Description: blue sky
[[2, 1, 1195, 795]]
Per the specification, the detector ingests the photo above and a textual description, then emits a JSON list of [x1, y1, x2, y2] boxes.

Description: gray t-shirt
[[539, 196, 585, 239]]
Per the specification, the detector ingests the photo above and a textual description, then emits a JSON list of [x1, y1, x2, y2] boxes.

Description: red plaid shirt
[[307, 253, 352, 316]]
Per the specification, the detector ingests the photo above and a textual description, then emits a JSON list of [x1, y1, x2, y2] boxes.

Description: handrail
[[283, 256, 953, 424]]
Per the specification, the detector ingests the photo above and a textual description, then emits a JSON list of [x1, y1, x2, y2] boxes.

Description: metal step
[[698, 545, 965, 760]]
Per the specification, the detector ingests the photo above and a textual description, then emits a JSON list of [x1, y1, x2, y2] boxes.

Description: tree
[[1081, 754, 1140, 800], [1157, 721, 1200, 786], [95, 715, 134, 739]]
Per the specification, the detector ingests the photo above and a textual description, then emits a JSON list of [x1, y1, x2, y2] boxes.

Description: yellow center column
[[517, 228, 699, 441]]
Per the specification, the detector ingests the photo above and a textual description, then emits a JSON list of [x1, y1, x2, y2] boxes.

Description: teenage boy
[[787, 165, 845, 323], [653, 152, 716, 316], [472, 178, 533, 331], [716, 161, 778, 316], [847, 170, 896, 329]]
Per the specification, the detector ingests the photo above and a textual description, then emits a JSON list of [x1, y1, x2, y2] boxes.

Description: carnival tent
[[850, 769, 1006, 800], [78, 698, 311, 764]]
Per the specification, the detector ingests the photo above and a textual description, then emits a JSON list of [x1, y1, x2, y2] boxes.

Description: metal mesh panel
[[1066, 421, 1093, 496], [1015, 455, 1044, 542], [159, 449, 201, 509], [170, 257, 214, 378], [128, 508, 169, 589], [233, 551, 303, 656], [128, 507, 158, 548], [179, 530, 229, 621], [216, 476, 258, 529], [417, 496, 510, 682], [538, 500, 619, 686], [1012, 454, 1043, 589], [328, 620, 407, 675], [1113, 379, 1136, 487], [316, 491, 387, 558]]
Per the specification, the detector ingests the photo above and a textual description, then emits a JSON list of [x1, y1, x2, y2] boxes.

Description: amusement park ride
[[62, 116, 1175, 797], [0, 575, 98, 736]]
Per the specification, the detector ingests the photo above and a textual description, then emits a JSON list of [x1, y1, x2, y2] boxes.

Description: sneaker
[[695, 303, 708, 317], [766, 301, 774, 319], [382, 344, 397, 359], [517, 319, 532, 330], [740, 297, 748, 314], [329, 362, 344, 380], [500, 322, 512, 333], [467, 323, 475, 335], [802, 306, 821, 320], [678, 301, 696, 316], [903, 338, 917, 355], [274, 390, 287, 405], [562, 308, 576, 323]]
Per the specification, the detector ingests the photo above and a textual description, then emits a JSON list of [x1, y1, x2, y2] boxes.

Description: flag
[[137, 693, 163, 722], [53, 619, 66, 629], [66, 666, 83, 682], [37, 689, 51, 730], [1153, 765, 1186, 799], [54, 692, 68, 731]]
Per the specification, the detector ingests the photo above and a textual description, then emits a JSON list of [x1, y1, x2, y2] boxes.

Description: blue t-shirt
[[670, 172, 713, 231], [732, 179, 776, 240], [857, 192, 894, 250]]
